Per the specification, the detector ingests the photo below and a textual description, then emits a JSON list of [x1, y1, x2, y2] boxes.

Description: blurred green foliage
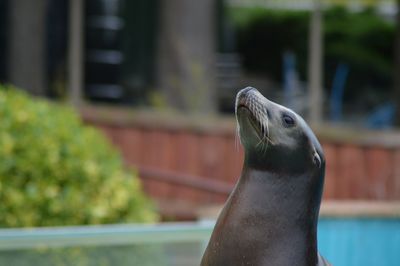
[[0, 241, 204, 266], [0, 86, 158, 228], [230, 7, 309, 79], [230, 6, 394, 103], [0, 245, 165, 266]]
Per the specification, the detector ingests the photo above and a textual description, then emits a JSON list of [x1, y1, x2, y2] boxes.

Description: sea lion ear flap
[[313, 149, 321, 168]]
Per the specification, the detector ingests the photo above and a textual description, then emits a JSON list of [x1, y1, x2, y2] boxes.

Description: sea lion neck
[[239, 166, 322, 226], [237, 166, 321, 265]]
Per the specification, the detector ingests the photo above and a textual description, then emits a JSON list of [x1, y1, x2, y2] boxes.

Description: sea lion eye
[[282, 114, 295, 127]]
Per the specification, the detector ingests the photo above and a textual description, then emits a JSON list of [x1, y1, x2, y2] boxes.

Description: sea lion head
[[235, 87, 324, 175]]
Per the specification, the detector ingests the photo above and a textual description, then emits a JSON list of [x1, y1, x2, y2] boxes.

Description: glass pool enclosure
[[0, 218, 399, 266]]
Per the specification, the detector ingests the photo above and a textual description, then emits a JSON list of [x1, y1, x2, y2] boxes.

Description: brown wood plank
[[392, 150, 400, 200], [119, 128, 144, 166], [322, 143, 336, 199], [174, 131, 203, 202], [93, 121, 400, 203], [152, 131, 175, 198], [336, 145, 366, 199], [140, 129, 162, 197], [365, 148, 393, 200], [139, 167, 232, 195], [198, 134, 226, 203], [224, 135, 242, 184]]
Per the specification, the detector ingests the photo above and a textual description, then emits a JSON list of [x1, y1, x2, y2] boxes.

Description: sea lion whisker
[[256, 134, 265, 148], [262, 141, 269, 155], [254, 126, 264, 144], [235, 125, 241, 150], [262, 133, 272, 154], [260, 111, 271, 151], [255, 134, 267, 153]]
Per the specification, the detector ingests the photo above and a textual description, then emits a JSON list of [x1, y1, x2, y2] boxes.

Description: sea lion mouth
[[237, 105, 265, 137], [235, 87, 273, 146], [236, 104, 270, 143]]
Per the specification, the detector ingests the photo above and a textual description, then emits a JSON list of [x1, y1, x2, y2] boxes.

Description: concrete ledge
[[197, 201, 400, 220], [319, 201, 400, 218]]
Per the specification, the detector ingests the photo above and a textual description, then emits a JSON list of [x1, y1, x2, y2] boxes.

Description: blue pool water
[[318, 218, 400, 266]]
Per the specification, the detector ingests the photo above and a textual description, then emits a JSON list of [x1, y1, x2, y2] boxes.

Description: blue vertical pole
[[283, 51, 296, 108], [330, 63, 349, 122]]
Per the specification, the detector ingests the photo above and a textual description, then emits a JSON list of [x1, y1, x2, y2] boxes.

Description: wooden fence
[[82, 106, 400, 218]]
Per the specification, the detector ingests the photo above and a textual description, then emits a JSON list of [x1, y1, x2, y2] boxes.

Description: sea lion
[[201, 87, 330, 266]]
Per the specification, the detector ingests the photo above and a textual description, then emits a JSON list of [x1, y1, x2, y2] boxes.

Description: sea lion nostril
[[240, 87, 255, 96], [266, 109, 271, 119]]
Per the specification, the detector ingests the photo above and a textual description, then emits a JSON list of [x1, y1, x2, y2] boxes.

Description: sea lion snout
[[235, 87, 267, 110], [235, 87, 254, 109], [235, 87, 275, 117]]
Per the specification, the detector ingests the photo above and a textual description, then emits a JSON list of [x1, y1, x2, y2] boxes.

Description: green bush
[[0, 86, 158, 227]]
